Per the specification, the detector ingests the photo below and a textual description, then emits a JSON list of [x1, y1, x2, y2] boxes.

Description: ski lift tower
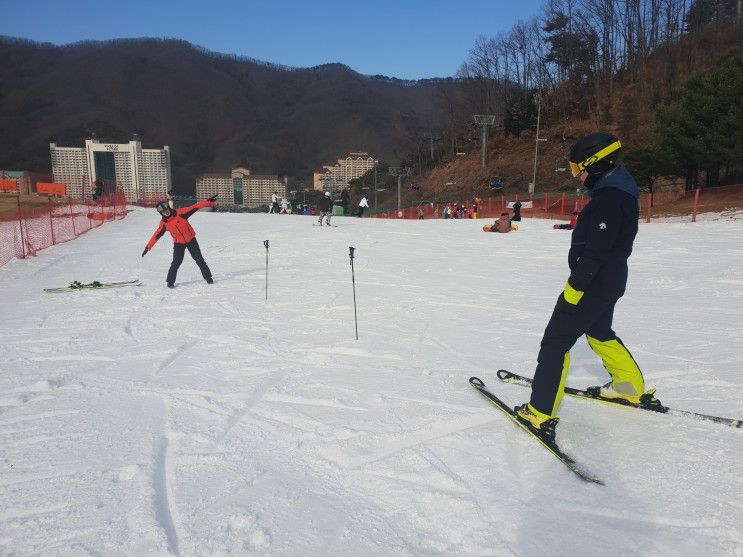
[[473, 114, 496, 168], [423, 132, 441, 164], [388, 166, 411, 216], [530, 93, 547, 195]]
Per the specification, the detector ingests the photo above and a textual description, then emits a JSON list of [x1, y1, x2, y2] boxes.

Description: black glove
[[209, 194, 218, 201], [141, 248, 148, 257]]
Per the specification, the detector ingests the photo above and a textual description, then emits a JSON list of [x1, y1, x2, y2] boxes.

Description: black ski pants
[[529, 292, 635, 416], [166, 238, 212, 285]]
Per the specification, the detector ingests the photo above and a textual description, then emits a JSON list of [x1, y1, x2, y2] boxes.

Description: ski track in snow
[[1, 209, 742, 555]]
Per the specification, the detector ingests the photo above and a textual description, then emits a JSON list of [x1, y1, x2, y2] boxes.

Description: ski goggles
[[156, 202, 172, 214], [569, 140, 622, 177]]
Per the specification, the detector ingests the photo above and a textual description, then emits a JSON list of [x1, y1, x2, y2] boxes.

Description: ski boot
[[588, 382, 666, 411], [515, 403, 559, 441]]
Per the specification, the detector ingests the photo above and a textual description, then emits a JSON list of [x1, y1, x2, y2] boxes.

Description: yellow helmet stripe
[[570, 140, 622, 177]]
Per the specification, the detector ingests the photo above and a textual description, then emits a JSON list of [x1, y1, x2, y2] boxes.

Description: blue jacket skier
[[515, 133, 652, 436]]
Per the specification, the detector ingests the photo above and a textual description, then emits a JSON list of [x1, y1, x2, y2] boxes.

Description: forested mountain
[[0, 37, 462, 192], [2, 0, 741, 204]]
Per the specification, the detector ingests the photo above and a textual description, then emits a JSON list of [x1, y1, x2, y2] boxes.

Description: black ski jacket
[[567, 165, 639, 300], [319, 197, 333, 212]]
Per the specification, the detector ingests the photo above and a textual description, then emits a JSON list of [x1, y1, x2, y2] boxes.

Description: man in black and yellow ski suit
[[516, 133, 649, 435]]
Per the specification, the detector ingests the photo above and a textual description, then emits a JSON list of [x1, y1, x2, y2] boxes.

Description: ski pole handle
[[264, 240, 269, 249], [349, 246, 355, 261]]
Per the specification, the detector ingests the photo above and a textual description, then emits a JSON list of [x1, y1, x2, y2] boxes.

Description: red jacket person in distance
[[142, 196, 217, 288]]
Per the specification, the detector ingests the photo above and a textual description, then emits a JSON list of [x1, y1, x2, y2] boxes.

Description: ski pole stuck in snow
[[349, 246, 358, 340], [264, 239, 269, 300]]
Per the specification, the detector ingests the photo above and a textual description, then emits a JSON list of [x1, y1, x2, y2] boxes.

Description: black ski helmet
[[569, 132, 622, 178]]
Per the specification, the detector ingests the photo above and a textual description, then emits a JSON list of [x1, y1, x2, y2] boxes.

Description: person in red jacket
[[142, 196, 217, 288]]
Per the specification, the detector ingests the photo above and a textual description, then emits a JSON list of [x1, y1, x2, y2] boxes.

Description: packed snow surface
[[1, 207, 742, 556]]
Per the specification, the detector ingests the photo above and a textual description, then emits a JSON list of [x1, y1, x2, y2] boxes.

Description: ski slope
[[1, 207, 742, 556]]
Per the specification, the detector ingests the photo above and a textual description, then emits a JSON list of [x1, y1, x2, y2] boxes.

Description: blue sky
[[0, 0, 545, 80]]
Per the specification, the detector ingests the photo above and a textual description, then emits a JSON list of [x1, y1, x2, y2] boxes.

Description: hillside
[[376, 22, 743, 209], [0, 37, 457, 192]]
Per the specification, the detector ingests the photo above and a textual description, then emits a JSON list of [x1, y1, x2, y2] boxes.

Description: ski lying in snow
[[496, 369, 742, 429], [44, 280, 141, 293], [469, 376, 604, 485]]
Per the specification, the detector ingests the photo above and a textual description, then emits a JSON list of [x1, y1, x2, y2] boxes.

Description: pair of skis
[[470, 370, 741, 485], [44, 279, 141, 293]]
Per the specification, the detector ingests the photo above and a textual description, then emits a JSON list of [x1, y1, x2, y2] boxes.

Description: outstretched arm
[[179, 198, 217, 219], [144, 221, 167, 253]]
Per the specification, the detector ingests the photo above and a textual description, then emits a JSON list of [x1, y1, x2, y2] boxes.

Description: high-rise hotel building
[[50, 139, 171, 202], [244, 175, 287, 208], [195, 168, 251, 206], [313, 152, 377, 192], [195, 167, 285, 209]]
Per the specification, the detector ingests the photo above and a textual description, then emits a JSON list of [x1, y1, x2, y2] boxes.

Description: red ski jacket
[[145, 200, 215, 251]]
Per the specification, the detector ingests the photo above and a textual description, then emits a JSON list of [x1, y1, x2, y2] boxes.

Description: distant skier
[[269, 192, 279, 213], [357, 196, 369, 217], [142, 195, 217, 288], [515, 133, 651, 436], [511, 200, 522, 222], [318, 191, 333, 226]]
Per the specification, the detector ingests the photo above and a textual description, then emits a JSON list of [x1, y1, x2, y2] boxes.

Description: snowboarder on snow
[[489, 212, 512, 233], [515, 133, 651, 436], [142, 195, 217, 288], [554, 211, 579, 230], [318, 191, 333, 226]]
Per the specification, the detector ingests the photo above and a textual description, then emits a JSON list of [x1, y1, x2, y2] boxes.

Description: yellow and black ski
[[469, 377, 604, 485], [496, 369, 741, 429]]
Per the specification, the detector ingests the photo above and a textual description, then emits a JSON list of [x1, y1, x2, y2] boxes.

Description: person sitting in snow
[[490, 212, 512, 233], [142, 195, 217, 288]]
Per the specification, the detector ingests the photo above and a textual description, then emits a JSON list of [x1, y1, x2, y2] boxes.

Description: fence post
[[68, 197, 77, 236], [560, 192, 565, 215], [48, 197, 56, 245], [543, 193, 548, 211], [645, 192, 652, 223], [691, 188, 700, 223], [17, 194, 26, 258]]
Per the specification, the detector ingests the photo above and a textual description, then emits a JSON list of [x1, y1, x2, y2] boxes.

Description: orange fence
[[370, 184, 743, 223], [0, 190, 127, 267]]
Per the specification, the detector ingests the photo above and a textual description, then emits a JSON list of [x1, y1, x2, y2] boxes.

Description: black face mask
[[584, 173, 601, 190], [584, 159, 617, 190]]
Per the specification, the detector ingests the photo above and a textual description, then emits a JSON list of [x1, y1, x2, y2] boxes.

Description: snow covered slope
[[1, 207, 742, 556]]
